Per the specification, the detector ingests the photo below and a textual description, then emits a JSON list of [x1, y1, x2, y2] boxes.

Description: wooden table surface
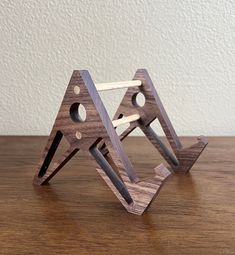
[[0, 136, 235, 255]]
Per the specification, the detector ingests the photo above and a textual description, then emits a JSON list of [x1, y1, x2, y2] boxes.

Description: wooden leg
[[96, 162, 171, 215], [173, 136, 208, 173], [90, 146, 133, 205], [141, 125, 208, 173], [33, 131, 79, 185], [141, 125, 179, 166]]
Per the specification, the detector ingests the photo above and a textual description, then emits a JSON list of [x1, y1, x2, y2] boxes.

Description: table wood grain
[[0, 136, 234, 255]]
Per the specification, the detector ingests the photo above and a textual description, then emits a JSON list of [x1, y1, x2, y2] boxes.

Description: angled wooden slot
[[103, 69, 208, 173], [33, 70, 171, 215]]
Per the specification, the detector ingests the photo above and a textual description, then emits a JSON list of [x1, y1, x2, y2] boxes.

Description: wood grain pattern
[[0, 136, 235, 255], [107, 69, 208, 173], [97, 162, 170, 215], [33, 70, 171, 214]]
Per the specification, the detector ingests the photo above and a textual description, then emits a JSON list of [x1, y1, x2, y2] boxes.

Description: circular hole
[[74, 86, 80, 95], [70, 103, 87, 122], [132, 92, 146, 107]]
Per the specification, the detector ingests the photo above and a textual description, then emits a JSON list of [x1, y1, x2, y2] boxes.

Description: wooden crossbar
[[96, 80, 141, 91], [112, 114, 140, 127]]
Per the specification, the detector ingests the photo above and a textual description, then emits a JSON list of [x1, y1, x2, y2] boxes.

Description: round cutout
[[132, 92, 146, 107], [70, 103, 87, 122]]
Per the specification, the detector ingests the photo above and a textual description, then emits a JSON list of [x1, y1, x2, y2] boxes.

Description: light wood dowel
[[112, 114, 140, 127], [96, 80, 142, 91]]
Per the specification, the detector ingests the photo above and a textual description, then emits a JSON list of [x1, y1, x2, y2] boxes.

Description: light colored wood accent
[[75, 131, 82, 139], [96, 80, 142, 91], [73, 85, 80, 95], [112, 114, 140, 127]]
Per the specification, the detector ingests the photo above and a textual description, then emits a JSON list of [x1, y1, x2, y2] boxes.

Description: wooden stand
[[33, 69, 208, 215]]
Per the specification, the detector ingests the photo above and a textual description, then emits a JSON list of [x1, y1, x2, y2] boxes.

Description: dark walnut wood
[[0, 136, 234, 254], [107, 69, 208, 173], [33, 69, 207, 215]]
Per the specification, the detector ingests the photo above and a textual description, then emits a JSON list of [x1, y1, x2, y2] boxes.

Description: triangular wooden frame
[[101, 69, 208, 173], [33, 69, 207, 215]]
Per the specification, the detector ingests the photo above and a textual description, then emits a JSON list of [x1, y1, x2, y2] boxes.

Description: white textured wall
[[0, 0, 234, 136]]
